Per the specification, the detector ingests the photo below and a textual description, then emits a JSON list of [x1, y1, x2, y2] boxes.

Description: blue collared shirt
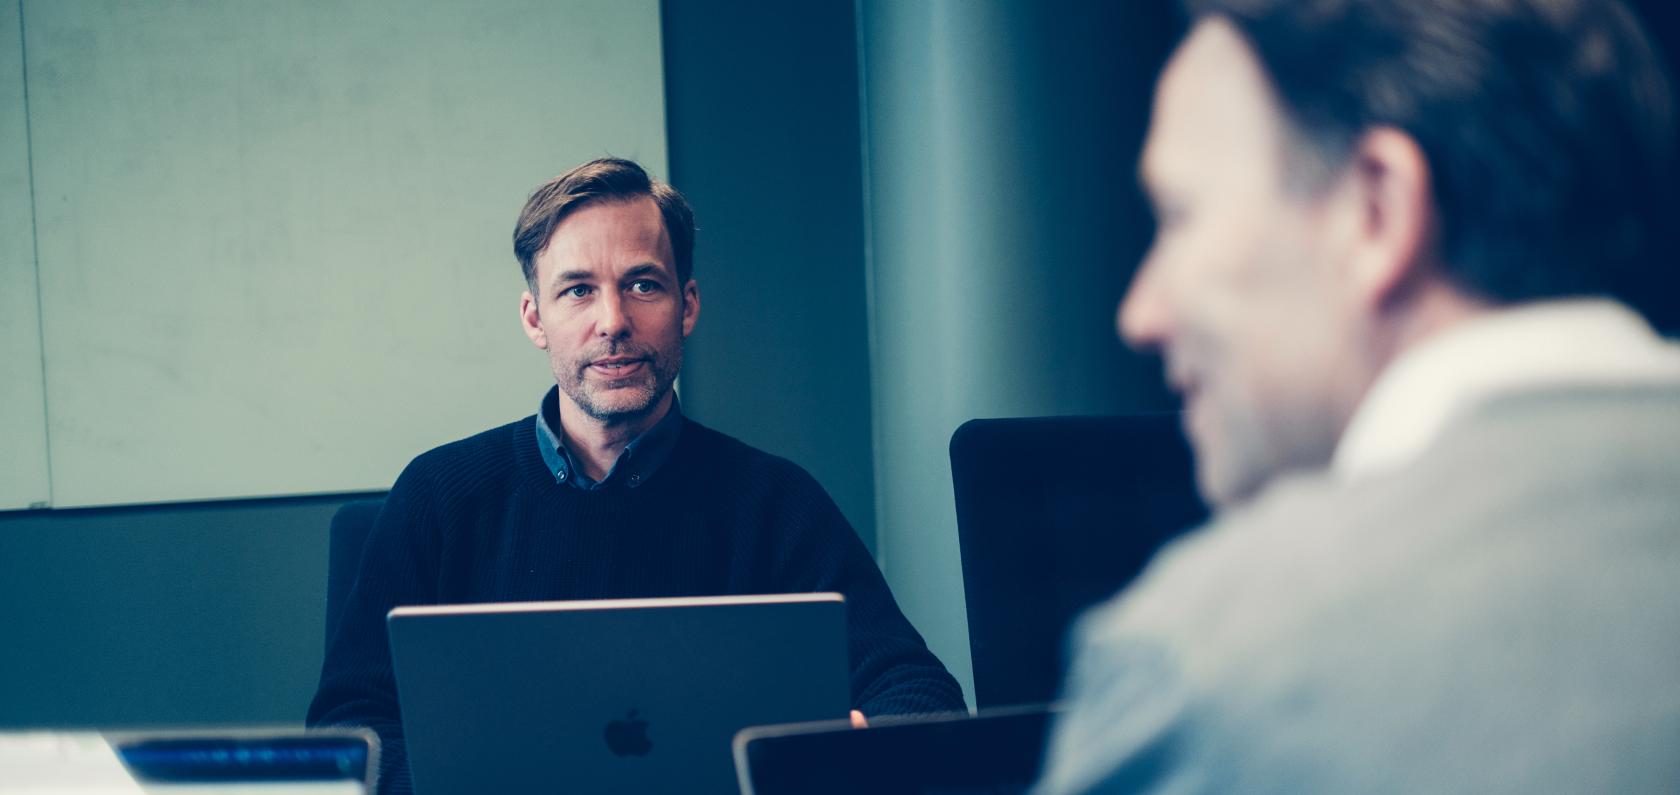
[[533, 386, 684, 490]]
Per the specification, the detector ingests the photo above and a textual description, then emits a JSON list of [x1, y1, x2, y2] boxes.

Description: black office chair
[[950, 414, 1208, 710], [325, 498, 385, 650]]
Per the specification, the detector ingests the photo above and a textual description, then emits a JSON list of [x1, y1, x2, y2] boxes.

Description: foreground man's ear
[[1343, 126, 1435, 312]]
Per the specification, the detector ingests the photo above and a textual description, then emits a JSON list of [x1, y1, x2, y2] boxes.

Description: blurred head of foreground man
[[1036, 1, 1680, 792]]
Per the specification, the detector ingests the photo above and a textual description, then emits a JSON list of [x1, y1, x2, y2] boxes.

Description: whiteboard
[[0, 0, 51, 511], [23, 0, 668, 507]]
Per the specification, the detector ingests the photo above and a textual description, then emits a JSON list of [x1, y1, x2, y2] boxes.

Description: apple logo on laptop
[[604, 709, 652, 757]]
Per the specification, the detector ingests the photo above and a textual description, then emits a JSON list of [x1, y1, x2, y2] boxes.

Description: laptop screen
[[0, 731, 374, 795], [116, 732, 375, 793], [736, 706, 1055, 795]]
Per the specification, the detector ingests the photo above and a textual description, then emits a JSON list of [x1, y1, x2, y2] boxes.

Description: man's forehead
[[1143, 17, 1287, 189], [536, 197, 675, 276], [548, 197, 667, 245]]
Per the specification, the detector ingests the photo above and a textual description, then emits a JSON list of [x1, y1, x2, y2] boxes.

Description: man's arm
[[307, 462, 442, 795]]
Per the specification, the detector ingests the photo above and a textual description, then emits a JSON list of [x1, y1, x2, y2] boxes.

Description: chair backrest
[[325, 498, 385, 650], [949, 414, 1208, 710]]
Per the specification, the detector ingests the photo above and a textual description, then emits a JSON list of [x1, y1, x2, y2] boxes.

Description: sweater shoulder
[[397, 416, 533, 497], [677, 418, 825, 493]]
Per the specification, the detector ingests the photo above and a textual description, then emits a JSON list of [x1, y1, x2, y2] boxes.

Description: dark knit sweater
[[306, 415, 965, 792]]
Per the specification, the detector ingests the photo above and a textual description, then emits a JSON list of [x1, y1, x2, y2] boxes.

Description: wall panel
[[22, 0, 666, 507], [0, 0, 51, 511]]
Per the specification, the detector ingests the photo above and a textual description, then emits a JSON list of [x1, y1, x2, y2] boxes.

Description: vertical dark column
[[660, 0, 879, 551], [1627, 0, 1680, 335], [857, 0, 1180, 699]]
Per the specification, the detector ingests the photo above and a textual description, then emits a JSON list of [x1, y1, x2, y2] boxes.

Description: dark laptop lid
[[388, 593, 850, 795], [734, 705, 1058, 795], [111, 729, 377, 792]]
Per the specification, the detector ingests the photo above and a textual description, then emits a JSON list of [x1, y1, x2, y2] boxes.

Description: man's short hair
[[1187, 0, 1676, 316], [512, 157, 696, 292]]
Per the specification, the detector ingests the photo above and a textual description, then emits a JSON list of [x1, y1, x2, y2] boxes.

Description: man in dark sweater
[[307, 158, 965, 792]]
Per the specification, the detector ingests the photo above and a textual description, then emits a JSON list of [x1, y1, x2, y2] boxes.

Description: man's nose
[[596, 293, 632, 339], [1117, 258, 1170, 350]]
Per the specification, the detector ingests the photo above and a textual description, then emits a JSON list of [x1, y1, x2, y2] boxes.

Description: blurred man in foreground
[[1037, 1, 1680, 791]]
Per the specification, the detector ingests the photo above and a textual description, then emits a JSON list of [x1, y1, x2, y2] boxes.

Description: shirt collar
[[534, 387, 684, 490], [1333, 298, 1680, 482]]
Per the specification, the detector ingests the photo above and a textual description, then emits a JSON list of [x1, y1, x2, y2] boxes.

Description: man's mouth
[[1167, 364, 1203, 415], [1166, 363, 1198, 399], [588, 357, 649, 377]]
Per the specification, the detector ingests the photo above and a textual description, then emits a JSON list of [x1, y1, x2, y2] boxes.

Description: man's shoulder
[[678, 419, 813, 477], [398, 415, 534, 490], [1350, 381, 1680, 526], [1084, 381, 1680, 656], [675, 418, 835, 503]]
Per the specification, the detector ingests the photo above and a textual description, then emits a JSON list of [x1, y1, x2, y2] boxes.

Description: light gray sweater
[[1037, 384, 1680, 794]]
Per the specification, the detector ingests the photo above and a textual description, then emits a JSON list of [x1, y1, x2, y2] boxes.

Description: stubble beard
[[554, 341, 683, 423]]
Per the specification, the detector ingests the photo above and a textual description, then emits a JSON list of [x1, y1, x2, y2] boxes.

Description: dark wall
[[661, 0, 879, 551], [1628, 0, 1680, 335], [0, 494, 369, 728], [856, 0, 1182, 701]]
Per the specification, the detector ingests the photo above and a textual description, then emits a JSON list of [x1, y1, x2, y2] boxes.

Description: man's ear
[[680, 279, 700, 338], [519, 290, 548, 350], [1344, 127, 1434, 311]]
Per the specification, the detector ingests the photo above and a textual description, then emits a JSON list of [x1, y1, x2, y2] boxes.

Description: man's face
[[519, 197, 698, 424], [1122, 19, 1365, 507]]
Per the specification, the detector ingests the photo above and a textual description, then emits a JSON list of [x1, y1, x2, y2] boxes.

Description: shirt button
[[557, 470, 567, 481], [628, 474, 642, 486]]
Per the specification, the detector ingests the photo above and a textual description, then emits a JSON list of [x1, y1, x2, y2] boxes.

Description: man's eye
[[629, 280, 659, 294], [564, 285, 592, 299]]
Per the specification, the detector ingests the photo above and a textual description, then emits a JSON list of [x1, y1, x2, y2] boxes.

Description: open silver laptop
[[387, 593, 850, 794]]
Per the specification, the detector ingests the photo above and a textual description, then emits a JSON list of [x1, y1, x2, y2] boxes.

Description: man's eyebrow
[[549, 269, 594, 290], [622, 262, 668, 281]]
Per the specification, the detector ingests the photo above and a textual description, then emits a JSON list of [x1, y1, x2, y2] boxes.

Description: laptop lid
[[0, 728, 377, 794], [734, 704, 1058, 795], [388, 593, 850, 794]]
